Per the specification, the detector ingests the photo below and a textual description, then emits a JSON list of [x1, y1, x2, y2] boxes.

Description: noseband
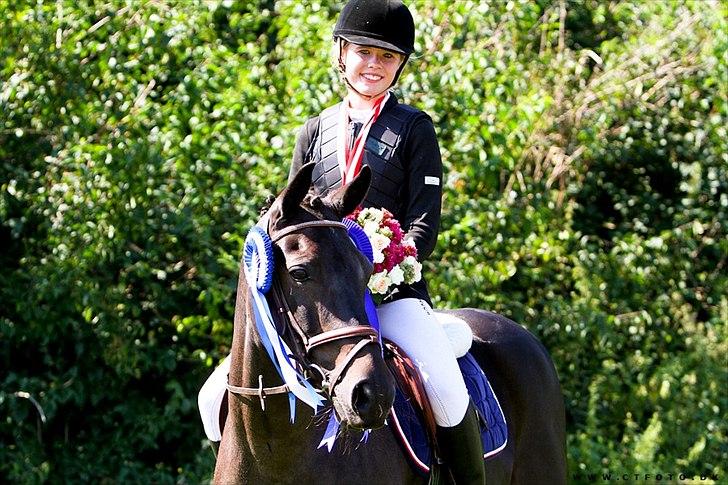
[[227, 219, 380, 409]]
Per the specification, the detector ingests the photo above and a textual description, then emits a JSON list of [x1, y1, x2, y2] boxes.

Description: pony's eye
[[289, 267, 310, 282]]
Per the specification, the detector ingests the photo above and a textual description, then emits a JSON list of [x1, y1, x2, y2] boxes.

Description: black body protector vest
[[308, 101, 429, 220]]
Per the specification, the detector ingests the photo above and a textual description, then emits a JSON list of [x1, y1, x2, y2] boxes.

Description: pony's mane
[[259, 194, 276, 216]]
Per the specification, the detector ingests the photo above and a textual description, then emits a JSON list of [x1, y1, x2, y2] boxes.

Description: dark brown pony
[[214, 164, 567, 484]]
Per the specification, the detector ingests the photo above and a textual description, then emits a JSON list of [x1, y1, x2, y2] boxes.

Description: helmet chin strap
[[338, 38, 408, 103]]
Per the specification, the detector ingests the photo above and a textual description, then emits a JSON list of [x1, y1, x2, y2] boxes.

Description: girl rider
[[289, 1, 486, 482]]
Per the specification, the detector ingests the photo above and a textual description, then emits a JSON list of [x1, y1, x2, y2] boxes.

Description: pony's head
[[262, 163, 395, 430]]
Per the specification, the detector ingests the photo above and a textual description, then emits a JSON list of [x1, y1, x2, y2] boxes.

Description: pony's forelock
[[262, 191, 339, 227], [302, 193, 338, 220]]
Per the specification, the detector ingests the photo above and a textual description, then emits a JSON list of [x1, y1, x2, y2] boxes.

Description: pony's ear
[[328, 166, 372, 218], [280, 162, 315, 218]]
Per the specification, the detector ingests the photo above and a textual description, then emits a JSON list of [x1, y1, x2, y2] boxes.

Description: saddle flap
[[384, 341, 439, 453]]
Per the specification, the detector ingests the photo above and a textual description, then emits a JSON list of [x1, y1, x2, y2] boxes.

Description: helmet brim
[[338, 34, 410, 55]]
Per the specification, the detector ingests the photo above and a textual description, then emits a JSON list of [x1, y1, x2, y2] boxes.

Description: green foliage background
[[1, 0, 725, 483]]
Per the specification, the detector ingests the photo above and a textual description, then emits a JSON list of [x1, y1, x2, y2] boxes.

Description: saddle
[[383, 326, 508, 475]]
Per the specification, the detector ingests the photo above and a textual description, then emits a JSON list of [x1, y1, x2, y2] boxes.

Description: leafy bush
[[1, 0, 725, 483]]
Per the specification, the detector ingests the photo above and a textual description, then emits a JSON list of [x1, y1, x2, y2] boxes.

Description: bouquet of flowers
[[346, 207, 422, 296]]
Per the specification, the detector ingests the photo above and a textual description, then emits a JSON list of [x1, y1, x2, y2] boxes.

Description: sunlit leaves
[[1, 0, 725, 481]]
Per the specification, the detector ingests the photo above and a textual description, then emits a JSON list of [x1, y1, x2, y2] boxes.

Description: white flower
[[372, 248, 385, 264], [363, 220, 380, 237], [369, 272, 391, 294], [389, 266, 405, 285], [370, 232, 390, 252], [412, 262, 422, 282], [401, 256, 422, 283], [403, 255, 418, 267], [360, 207, 383, 224]]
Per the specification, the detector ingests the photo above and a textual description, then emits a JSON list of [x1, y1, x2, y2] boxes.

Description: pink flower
[[346, 208, 421, 296]]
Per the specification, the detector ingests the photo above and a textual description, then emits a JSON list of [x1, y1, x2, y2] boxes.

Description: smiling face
[[341, 43, 404, 108]]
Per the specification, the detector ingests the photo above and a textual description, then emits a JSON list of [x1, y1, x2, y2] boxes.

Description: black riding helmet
[[334, 0, 415, 55], [334, 0, 415, 99]]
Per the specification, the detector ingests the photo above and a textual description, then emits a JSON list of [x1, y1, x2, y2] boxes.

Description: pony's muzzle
[[351, 379, 389, 428], [334, 355, 395, 430]]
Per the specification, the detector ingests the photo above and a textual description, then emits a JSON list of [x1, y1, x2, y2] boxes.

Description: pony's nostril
[[352, 381, 376, 417]]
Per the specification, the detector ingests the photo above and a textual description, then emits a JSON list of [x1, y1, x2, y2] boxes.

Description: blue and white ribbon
[[244, 226, 324, 422]]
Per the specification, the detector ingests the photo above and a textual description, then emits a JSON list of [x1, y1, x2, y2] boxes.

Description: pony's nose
[[352, 380, 378, 420]]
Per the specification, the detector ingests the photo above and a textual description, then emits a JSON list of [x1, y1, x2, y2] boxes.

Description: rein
[[227, 218, 380, 410]]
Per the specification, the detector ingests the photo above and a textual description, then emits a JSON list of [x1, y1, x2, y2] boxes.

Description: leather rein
[[226, 219, 380, 410]]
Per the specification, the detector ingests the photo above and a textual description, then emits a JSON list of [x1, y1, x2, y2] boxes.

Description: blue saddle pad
[[389, 352, 508, 474]]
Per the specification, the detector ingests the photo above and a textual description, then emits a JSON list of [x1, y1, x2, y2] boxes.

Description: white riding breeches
[[197, 298, 470, 441], [377, 298, 469, 427]]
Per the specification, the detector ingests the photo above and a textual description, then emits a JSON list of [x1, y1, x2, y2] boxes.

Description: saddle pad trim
[[481, 375, 508, 459], [389, 408, 430, 474]]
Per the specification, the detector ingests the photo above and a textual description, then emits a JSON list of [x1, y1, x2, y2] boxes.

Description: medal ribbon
[[336, 93, 389, 185]]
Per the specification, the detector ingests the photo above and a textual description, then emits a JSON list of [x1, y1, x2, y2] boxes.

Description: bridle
[[227, 218, 380, 410]]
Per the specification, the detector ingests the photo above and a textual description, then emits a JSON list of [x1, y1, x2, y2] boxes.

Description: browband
[[271, 220, 348, 242]]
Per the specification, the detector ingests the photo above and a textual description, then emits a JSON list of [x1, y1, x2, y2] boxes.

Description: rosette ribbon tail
[[364, 290, 381, 341], [343, 217, 381, 338], [242, 226, 324, 422], [247, 283, 325, 419], [318, 412, 340, 452]]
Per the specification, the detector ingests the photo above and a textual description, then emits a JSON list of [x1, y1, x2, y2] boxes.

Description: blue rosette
[[243, 225, 275, 293], [343, 217, 373, 263]]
